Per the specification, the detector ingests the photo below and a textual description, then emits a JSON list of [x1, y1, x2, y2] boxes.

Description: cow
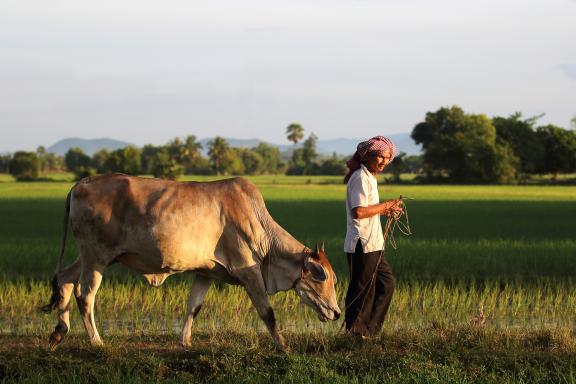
[[42, 173, 341, 352]]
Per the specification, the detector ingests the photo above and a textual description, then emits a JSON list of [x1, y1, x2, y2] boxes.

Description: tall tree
[[411, 106, 518, 183], [536, 124, 576, 178], [286, 123, 304, 145], [302, 133, 318, 165], [208, 136, 230, 176], [287, 133, 319, 175], [182, 135, 203, 173], [493, 113, 544, 175]]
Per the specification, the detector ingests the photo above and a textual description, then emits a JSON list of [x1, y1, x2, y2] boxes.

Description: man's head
[[344, 136, 397, 182], [363, 149, 393, 174]]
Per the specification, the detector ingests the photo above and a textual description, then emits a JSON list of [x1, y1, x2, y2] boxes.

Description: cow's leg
[[181, 275, 213, 347], [45, 259, 81, 348], [75, 260, 105, 346], [240, 270, 287, 352]]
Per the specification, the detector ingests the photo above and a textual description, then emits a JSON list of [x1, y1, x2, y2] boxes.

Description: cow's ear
[[305, 258, 327, 282]]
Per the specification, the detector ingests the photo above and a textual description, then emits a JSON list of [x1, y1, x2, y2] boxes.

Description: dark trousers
[[344, 240, 395, 336]]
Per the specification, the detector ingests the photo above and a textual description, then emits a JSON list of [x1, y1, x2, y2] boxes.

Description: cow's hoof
[[277, 346, 289, 354], [90, 339, 104, 347], [49, 331, 62, 350], [275, 343, 289, 354]]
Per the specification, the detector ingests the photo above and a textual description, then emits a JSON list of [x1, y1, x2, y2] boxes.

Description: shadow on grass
[[2, 326, 576, 383]]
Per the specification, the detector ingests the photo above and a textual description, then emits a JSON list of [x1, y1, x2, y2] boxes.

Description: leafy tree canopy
[[493, 112, 544, 175], [9, 151, 40, 181], [411, 106, 518, 183], [208, 136, 231, 176], [65, 147, 94, 180], [536, 124, 576, 177], [105, 146, 141, 175]]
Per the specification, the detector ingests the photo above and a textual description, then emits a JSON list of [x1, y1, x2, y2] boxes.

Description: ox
[[43, 174, 340, 352]]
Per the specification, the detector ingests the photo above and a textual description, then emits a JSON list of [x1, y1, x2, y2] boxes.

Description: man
[[343, 136, 403, 338]]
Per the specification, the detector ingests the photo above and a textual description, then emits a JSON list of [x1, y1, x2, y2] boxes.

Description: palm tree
[[286, 123, 304, 145], [183, 135, 203, 160], [166, 135, 203, 171], [208, 136, 229, 176]]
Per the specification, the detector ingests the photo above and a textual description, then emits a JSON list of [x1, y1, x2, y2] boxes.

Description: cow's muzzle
[[295, 281, 341, 322]]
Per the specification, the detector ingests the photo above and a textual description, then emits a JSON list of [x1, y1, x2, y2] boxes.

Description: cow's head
[[295, 243, 341, 322]]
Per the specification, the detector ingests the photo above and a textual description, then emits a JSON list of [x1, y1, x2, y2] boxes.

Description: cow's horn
[[320, 242, 325, 253]]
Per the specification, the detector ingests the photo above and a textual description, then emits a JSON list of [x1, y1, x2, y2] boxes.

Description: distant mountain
[[47, 138, 134, 156], [46, 133, 421, 157], [198, 133, 421, 156]]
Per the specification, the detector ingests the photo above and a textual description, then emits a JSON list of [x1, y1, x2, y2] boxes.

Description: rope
[[339, 196, 413, 333]]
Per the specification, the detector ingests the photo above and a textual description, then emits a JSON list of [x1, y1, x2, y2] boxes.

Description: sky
[[1, 0, 575, 152]]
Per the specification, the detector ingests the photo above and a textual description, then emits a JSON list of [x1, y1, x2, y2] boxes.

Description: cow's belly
[[117, 236, 219, 273], [114, 217, 221, 272], [116, 239, 220, 287]]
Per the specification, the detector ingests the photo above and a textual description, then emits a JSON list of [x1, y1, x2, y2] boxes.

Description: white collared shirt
[[344, 164, 384, 253]]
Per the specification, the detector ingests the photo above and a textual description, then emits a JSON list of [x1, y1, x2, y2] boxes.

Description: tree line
[[411, 106, 576, 183], [2, 124, 350, 181], [3, 110, 575, 183]]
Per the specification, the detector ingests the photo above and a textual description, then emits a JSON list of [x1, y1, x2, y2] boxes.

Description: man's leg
[[367, 253, 395, 335], [344, 241, 380, 335]]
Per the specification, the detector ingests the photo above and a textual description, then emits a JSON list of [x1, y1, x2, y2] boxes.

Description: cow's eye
[[309, 262, 327, 282]]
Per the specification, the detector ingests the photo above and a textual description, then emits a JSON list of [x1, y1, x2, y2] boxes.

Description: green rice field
[[1, 175, 575, 383]]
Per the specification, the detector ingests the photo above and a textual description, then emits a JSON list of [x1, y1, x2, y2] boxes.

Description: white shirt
[[344, 164, 384, 253]]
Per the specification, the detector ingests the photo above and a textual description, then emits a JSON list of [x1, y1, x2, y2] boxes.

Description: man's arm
[[352, 199, 403, 219]]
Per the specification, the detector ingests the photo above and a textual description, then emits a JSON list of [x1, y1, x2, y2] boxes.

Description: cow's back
[[68, 174, 268, 274]]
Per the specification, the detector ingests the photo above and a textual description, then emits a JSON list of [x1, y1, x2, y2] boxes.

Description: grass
[[2, 328, 576, 383], [0, 175, 575, 382]]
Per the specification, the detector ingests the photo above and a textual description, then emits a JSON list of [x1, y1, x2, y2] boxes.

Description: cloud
[[559, 63, 576, 80]]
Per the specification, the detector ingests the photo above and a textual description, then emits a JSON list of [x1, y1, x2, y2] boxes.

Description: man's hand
[[382, 199, 404, 219], [352, 199, 404, 220]]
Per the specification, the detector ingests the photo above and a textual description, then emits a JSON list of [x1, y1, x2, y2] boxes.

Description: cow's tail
[[55, 188, 72, 273], [41, 187, 73, 313]]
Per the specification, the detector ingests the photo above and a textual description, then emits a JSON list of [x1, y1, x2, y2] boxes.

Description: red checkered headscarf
[[344, 136, 397, 183]]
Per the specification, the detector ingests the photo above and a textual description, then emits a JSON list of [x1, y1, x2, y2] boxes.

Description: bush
[[64, 148, 95, 180], [9, 151, 40, 181], [105, 146, 142, 175], [152, 150, 182, 180]]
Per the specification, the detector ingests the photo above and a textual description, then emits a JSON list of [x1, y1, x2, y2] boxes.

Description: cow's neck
[[262, 219, 307, 294]]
